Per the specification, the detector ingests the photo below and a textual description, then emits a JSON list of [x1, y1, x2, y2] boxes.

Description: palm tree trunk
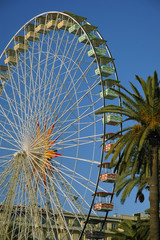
[[150, 145, 159, 240]]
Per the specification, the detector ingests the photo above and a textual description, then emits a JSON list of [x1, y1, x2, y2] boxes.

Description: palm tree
[[135, 218, 150, 240], [112, 217, 150, 240], [114, 144, 152, 203], [112, 219, 138, 240], [96, 71, 160, 240], [114, 163, 148, 204]]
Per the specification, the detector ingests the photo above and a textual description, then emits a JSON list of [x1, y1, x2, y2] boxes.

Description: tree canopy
[[96, 71, 160, 240]]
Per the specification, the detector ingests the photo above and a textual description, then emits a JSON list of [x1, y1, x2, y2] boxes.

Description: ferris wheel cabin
[[0, 65, 9, 82], [35, 16, 50, 34], [4, 49, 19, 66], [102, 113, 122, 125], [92, 192, 114, 212], [85, 230, 105, 239], [57, 13, 74, 30], [14, 35, 29, 53], [101, 132, 122, 152], [84, 219, 105, 239], [24, 23, 40, 41], [45, 13, 58, 30], [98, 162, 116, 183]]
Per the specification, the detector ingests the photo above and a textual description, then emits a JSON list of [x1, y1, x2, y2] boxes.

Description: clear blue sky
[[0, 0, 159, 216]]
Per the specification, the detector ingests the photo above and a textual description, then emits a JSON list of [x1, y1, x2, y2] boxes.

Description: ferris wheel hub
[[14, 150, 27, 160]]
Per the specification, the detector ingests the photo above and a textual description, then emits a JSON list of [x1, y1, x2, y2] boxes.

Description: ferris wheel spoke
[[57, 132, 102, 148], [41, 37, 90, 118], [48, 167, 98, 218], [49, 175, 86, 219], [34, 171, 73, 238], [0, 102, 23, 147], [52, 104, 101, 145], [0, 134, 21, 150], [48, 83, 99, 139], [53, 160, 105, 192], [51, 34, 87, 93], [0, 120, 22, 150], [9, 64, 30, 125], [13, 61, 27, 129], [26, 151, 100, 202], [36, 48, 95, 125], [45, 171, 85, 216], [51, 58, 96, 118], [0, 94, 28, 145], [0, 168, 13, 193], [59, 154, 99, 165]]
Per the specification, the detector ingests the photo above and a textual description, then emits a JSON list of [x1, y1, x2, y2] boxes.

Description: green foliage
[[112, 218, 150, 240], [96, 71, 160, 239], [114, 146, 151, 203], [96, 70, 160, 184]]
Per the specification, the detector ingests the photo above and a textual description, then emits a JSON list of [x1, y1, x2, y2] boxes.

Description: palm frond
[[129, 81, 142, 98], [135, 75, 147, 98]]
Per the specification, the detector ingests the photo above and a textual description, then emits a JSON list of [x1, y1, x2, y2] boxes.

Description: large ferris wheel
[[0, 11, 121, 239]]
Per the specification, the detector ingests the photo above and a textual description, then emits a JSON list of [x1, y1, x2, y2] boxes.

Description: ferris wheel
[[0, 11, 120, 239]]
